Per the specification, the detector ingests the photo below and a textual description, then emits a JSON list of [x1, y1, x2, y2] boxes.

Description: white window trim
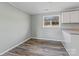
[[43, 15, 60, 28]]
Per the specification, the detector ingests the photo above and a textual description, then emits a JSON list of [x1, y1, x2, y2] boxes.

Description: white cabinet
[[62, 31, 72, 55], [62, 12, 71, 23], [62, 11, 79, 23], [71, 35, 79, 56], [70, 11, 79, 23], [62, 31, 79, 56], [62, 31, 71, 43]]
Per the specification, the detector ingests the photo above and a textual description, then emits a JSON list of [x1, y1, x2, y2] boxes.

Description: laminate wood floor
[[2, 38, 69, 56]]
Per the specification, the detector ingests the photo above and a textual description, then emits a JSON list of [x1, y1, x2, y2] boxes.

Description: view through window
[[43, 15, 59, 27]]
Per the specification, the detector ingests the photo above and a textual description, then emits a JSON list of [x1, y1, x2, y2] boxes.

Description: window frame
[[43, 15, 60, 28]]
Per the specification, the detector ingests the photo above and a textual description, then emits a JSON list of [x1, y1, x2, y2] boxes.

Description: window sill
[[43, 25, 59, 28]]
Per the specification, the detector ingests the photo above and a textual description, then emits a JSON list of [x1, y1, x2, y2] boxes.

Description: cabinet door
[[70, 11, 79, 23], [62, 31, 71, 55], [62, 12, 71, 23], [71, 35, 79, 56], [62, 31, 71, 43]]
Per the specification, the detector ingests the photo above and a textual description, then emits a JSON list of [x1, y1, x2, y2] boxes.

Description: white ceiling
[[9, 2, 79, 15]]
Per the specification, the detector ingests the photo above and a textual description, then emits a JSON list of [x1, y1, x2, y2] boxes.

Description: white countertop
[[62, 29, 79, 35]]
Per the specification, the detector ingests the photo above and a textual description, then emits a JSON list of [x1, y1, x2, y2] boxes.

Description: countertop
[[62, 29, 79, 35]]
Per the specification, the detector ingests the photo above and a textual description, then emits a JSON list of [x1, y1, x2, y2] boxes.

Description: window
[[43, 15, 59, 28]]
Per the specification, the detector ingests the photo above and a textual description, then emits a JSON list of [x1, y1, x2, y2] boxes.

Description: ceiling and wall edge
[[8, 2, 31, 15]]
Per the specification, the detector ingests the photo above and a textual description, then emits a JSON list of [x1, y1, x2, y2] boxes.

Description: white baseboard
[[31, 37, 62, 42], [0, 37, 31, 55]]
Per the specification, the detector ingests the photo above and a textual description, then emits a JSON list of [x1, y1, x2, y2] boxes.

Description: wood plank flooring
[[2, 38, 69, 56]]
